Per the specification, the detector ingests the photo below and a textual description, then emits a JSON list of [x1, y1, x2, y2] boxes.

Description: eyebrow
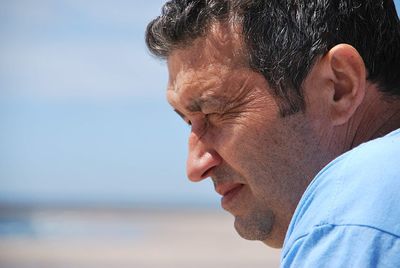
[[186, 99, 203, 113], [195, 95, 228, 113], [173, 91, 228, 118], [173, 98, 206, 115]]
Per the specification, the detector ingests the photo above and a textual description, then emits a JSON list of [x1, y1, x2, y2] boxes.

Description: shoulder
[[282, 129, 400, 262], [331, 129, 400, 211], [340, 128, 400, 178], [332, 129, 400, 225], [282, 224, 400, 268]]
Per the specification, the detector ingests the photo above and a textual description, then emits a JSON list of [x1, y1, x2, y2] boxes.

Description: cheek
[[235, 131, 286, 193], [212, 121, 274, 170]]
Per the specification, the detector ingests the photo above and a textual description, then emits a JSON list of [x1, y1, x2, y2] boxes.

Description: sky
[[1, 1, 400, 207], [0, 0, 217, 207]]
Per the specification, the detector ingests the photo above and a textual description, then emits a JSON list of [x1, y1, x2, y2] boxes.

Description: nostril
[[187, 149, 222, 182]]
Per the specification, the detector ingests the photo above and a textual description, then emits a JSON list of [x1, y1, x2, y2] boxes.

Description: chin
[[232, 211, 285, 248], [262, 237, 284, 248], [233, 213, 274, 242], [235, 221, 284, 248]]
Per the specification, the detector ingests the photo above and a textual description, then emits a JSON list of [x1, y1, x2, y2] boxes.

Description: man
[[146, 0, 400, 266]]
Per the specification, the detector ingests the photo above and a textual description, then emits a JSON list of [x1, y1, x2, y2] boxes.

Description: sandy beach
[[0, 207, 281, 268]]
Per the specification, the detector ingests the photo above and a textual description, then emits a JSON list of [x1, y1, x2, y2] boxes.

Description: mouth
[[215, 183, 244, 210]]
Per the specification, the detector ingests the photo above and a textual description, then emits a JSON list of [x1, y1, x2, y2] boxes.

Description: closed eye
[[174, 109, 192, 126]]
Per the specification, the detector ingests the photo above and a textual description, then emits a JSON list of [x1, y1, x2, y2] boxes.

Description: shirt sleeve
[[281, 224, 400, 268]]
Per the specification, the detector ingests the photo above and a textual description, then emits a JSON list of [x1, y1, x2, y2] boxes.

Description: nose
[[186, 131, 222, 182]]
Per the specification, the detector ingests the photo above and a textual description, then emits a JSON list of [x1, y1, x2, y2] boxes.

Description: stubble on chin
[[233, 208, 275, 242]]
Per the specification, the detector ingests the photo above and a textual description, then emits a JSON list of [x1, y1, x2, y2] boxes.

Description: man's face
[[166, 28, 328, 247]]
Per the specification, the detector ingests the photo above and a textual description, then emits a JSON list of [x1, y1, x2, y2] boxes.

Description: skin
[[166, 24, 400, 248]]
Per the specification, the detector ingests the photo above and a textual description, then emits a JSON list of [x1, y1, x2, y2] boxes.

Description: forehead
[[166, 23, 246, 110], [167, 22, 244, 76]]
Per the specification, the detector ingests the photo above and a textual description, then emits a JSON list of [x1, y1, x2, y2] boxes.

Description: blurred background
[[1, 1, 399, 267], [0, 1, 281, 267]]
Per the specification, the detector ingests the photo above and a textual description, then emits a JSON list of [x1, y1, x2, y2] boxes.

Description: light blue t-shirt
[[281, 129, 400, 267]]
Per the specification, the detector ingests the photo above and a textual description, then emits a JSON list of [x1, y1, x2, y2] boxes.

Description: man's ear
[[324, 44, 367, 126]]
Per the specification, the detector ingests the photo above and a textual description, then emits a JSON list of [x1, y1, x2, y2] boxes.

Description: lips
[[215, 183, 244, 209]]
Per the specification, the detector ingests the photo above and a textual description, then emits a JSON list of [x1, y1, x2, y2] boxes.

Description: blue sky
[[1, 1, 399, 207], [0, 0, 217, 206]]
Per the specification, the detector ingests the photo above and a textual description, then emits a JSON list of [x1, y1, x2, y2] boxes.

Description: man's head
[[147, 0, 400, 115], [145, 0, 400, 247]]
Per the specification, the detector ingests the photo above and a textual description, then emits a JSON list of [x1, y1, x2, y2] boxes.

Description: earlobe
[[326, 44, 366, 126]]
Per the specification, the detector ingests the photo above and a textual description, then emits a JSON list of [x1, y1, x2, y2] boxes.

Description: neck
[[344, 84, 400, 149]]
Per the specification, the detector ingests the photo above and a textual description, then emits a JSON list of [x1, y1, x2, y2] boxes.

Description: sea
[[0, 204, 280, 268]]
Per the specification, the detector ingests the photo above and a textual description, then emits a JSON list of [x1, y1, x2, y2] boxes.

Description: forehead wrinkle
[[184, 90, 220, 113], [178, 71, 226, 113], [167, 22, 246, 115]]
